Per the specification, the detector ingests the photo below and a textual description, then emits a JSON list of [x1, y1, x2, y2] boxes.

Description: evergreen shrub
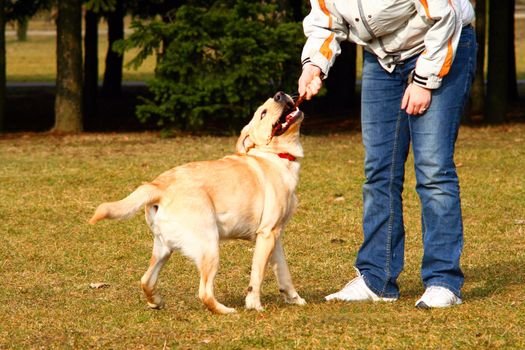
[[116, 1, 304, 131]]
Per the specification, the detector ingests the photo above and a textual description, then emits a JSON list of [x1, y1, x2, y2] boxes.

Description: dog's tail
[[89, 183, 162, 224]]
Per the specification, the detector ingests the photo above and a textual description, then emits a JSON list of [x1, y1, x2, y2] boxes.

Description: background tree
[[116, 1, 303, 131], [125, 0, 189, 69], [288, 0, 304, 21], [486, 0, 515, 123], [54, 0, 83, 132], [470, 0, 486, 119], [0, 0, 50, 131], [83, 0, 116, 123], [101, 0, 124, 96], [0, 0, 5, 131], [16, 17, 28, 41], [84, 7, 100, 121], [506, 0, 518, 102]]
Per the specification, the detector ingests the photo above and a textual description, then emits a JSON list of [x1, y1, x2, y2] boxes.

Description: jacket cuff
[[303, 52, 331, 79], [411, 69, 442, 89]]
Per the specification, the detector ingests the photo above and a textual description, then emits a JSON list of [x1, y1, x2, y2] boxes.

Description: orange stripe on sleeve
[[317, 0, 334, 60], [438, 39, 453, 77], [419, 0, 432, 19], [318, 0, 330, 16], [320, 33, 335, 60], [318, 0, 332, 27]]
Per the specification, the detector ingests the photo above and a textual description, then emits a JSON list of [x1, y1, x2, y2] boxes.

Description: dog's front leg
[[245, 229, 277, 311], [269, 237, 306, 306]]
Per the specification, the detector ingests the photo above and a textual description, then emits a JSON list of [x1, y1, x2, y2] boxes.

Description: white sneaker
[[415, 286, 462, 309], [325, 270, 398, 302]]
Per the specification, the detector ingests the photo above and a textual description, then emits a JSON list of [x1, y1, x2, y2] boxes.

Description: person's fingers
[[310, 77, 321, 94], [401, 85, 411, 110], [412, 99, 430, 114], [403, 87, 433, 115], [306, 85, 315, 100], [298, 82, 306, 97], [406, 103, 414, 115], [298, 64, 322, 100], [298, 73, 309, 97], [406, 98, 416, 115], [405, 84, 432, 116], [305, 76, 322, 100]]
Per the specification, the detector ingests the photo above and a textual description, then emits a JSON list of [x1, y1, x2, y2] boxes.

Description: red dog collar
[[277, 153, 296, 162]]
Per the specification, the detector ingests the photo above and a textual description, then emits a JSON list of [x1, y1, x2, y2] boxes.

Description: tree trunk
[[470, 0, 486, 119], [325, 41, 357, 111], [84, 9, 99, 124], [0, 0, 5, 132], [507, 0, 518, 101], [102, 0, 124, 97], [16, 17, 28, 42], [289, 0, 303, 22], [54, 0, 83, 133], [486, 0, 510, 123]]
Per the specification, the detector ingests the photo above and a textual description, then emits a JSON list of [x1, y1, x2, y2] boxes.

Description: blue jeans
[[356, 26, 476, 299]]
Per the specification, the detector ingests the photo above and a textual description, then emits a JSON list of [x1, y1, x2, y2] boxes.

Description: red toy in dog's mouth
[[272, 107, 302, 136]]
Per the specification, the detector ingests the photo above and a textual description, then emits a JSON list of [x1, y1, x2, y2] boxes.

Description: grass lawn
[[1, 125, 524, 349], [6, 34, 156, 82]]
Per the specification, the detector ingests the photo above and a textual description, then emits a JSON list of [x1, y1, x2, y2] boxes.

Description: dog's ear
[[236, 124, 255, 154]]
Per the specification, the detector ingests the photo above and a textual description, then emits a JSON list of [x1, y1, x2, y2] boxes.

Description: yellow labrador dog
[[89, 92, 306, 314]]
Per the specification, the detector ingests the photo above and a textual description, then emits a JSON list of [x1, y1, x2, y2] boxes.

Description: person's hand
[[298, 64, 323, 100], [401, 83, 432, 115]]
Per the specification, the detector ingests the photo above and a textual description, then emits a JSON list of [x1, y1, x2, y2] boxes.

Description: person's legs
[[353, 51, 412, 299], [408, 26, 477, 300]]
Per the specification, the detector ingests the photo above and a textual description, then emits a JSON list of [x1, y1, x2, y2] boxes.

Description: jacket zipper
[[357, 0, 401, 60]]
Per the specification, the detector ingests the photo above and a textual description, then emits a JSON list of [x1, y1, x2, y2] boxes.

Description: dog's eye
[[260, 110, 267, 119]]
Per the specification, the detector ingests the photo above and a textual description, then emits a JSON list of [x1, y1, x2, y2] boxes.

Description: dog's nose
[[273, 91, 286, 102]]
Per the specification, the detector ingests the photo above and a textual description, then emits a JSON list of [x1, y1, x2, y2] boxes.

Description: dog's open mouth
[[272, 107, 302, 136]]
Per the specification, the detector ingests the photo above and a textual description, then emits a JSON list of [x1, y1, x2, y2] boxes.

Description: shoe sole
[[415, 301, 430, 309], [325, 295, 398, 302], [415, 300, 462, 309]]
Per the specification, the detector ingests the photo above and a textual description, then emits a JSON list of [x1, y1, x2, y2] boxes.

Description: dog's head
[[236, 92, 304, 159]]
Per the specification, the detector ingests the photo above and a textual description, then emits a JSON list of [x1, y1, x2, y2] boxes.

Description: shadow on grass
[[284, 255, 525, 303], [463, 258, 525, 300]]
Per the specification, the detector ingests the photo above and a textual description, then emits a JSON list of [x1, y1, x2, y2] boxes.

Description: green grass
[[6, 34, 156, 82], [1, 126, 524, 349], [515, 18, 525, 80]]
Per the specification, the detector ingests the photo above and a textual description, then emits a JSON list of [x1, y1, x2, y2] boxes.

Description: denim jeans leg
[[356, 51, 411, 299], [408, 26, 476, 297]]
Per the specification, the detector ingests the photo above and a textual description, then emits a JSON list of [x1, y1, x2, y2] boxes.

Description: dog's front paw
[[146, 295, 165, 310], [215, 304, 236, 315], [283, 292, 306, 306], [245, 293, 264, 311]]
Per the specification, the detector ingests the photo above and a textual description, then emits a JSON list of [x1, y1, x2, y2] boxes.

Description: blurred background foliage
[[116, 1, 303, 130], [0, 0, 524, 133]]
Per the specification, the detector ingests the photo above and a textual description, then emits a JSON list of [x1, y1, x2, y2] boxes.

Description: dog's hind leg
[[141, 233, 171, 309], [197, 245, 236, 314], [269, 237, 306, 306]]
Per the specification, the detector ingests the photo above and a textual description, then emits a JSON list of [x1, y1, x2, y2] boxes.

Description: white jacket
[[301, 0, 475, 89]]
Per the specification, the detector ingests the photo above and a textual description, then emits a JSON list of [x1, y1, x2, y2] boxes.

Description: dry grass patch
[[6, 35, 155, 82], [1, 126, 524, 349]]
